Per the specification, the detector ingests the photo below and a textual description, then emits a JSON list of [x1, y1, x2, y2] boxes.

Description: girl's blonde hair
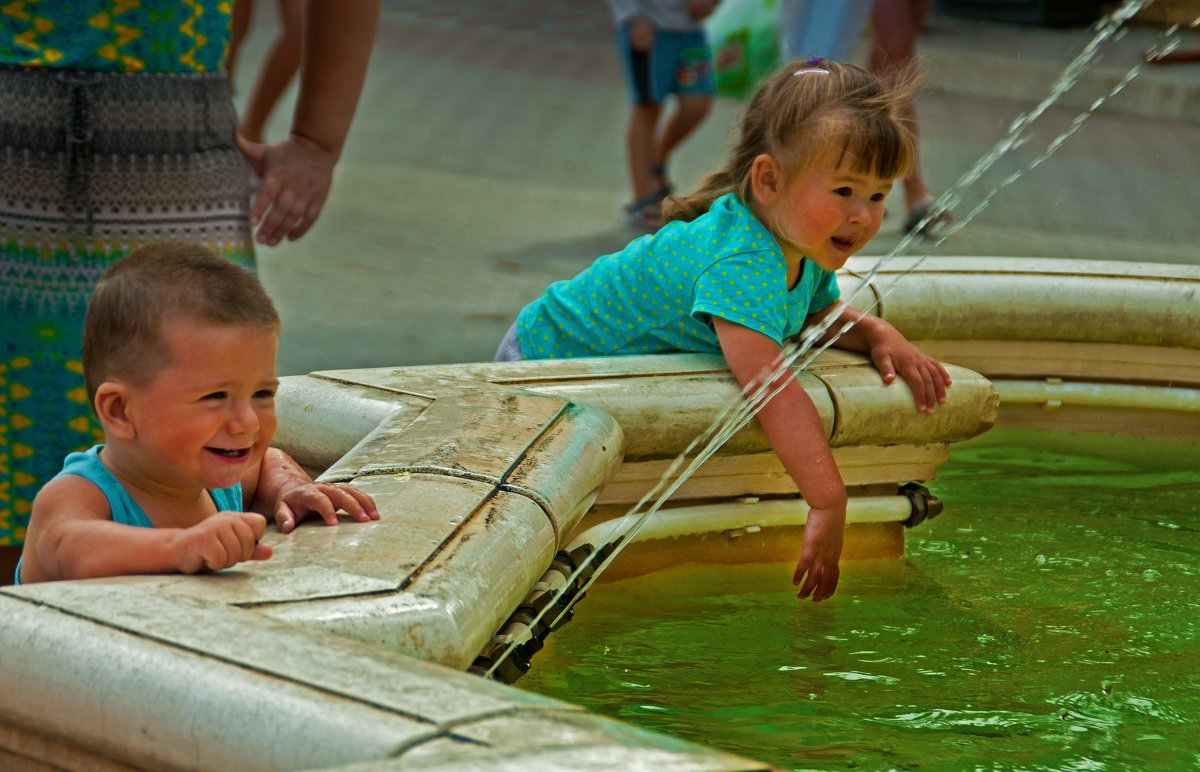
[[664, 59, 919, 222]]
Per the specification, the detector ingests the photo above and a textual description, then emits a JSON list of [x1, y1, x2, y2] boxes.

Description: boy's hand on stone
[[273, 481, 380, 533], [174, 512, 272, 573]]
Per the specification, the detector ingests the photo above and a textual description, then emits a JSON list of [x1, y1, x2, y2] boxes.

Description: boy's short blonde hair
[[82, 242, 281, 404]]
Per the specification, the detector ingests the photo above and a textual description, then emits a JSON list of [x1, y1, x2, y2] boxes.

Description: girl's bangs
[[837, 113, 914, 180]]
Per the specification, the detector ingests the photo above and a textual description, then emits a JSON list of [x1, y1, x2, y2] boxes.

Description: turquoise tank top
[[13, 445, 243, 584]]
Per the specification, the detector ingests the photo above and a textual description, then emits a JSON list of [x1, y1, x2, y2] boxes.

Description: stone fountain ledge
[[17, 254, 1198, 769], [0, 309, 999, 770], [846, 256, 1200, 437]]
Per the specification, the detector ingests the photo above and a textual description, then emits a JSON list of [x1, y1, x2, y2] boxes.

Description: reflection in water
[[521, 430, 1200, 771]]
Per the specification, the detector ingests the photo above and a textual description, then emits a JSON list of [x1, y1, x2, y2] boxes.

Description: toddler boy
[[17, 243, 378, 583]]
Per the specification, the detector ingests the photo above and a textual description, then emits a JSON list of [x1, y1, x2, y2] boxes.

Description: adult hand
[[238, 132, 338, 246], [687, 0, 718, 21]]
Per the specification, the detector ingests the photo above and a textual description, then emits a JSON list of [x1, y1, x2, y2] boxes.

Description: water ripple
[[824, 670, 901, 685]]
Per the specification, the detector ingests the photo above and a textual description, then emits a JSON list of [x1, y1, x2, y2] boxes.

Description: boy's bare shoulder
[[32, 473, 113, 523]]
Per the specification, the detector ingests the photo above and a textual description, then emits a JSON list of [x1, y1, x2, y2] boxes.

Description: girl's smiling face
[[751, 146, 893, 274]]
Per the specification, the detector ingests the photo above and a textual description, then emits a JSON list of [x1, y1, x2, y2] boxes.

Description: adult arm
[[239, 0, 381, 245]]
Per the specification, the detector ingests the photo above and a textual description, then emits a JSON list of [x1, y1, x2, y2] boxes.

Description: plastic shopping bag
[[705, 0, 780, 99], [779, 0, 873, 63]]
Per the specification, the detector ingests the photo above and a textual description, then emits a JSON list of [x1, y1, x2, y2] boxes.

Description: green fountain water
[[522, 428, 1200, 771]]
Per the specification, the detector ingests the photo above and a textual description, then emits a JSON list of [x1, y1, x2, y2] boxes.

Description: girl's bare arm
[[714, 316, 846, 601]]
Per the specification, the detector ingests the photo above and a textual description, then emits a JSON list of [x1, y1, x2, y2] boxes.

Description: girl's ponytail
[[662, 169, 733, 222]]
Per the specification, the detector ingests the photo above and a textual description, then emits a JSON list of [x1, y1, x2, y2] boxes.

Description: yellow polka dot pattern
[[516, 194, 840, 360]]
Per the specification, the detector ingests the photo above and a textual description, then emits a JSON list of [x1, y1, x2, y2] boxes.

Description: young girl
[[495, 59, 951, 602], [608, 0, 719, 228]]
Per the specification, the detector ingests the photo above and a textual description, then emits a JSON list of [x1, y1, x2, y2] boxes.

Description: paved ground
[[232, 2, 1200, 375]]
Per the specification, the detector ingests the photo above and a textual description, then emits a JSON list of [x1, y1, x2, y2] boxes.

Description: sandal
[[627, 202, 663, 229], [625, 186, 670, 230], [904, 198, 952, 239]]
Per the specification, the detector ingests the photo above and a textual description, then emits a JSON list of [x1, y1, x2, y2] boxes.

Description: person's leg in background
[[869, 0, 950, 236], [238, 0, 304, 143], [651, 36, 714, 198], [620, 16, 671, 227]]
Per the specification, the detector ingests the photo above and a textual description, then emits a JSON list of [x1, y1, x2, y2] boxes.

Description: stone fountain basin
[[2, 256, 1196, 771]]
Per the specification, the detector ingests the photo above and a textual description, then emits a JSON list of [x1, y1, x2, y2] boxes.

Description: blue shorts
[[494, 321, 524, 361], [617, 25, 716, 105]]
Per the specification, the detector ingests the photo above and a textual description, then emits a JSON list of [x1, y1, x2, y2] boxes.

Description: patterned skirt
[[0, 67, 255, 546]]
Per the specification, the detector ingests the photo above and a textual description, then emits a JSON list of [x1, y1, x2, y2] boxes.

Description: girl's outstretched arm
[[714, 316, 847, 602], [805, 302, 951, 413]]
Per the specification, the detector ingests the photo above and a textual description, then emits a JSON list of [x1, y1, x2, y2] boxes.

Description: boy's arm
[[805, 302, 952, 414], [713, 316, 846, 602], [246, 447, 379, 534], [22, 476, 269, 583]]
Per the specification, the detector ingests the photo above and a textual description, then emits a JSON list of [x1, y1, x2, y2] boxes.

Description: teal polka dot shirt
[[515, 194, 841, 359]]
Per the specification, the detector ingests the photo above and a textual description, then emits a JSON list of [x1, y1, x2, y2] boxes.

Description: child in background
[[869, 0, 952, 237], [496, 59, 951, 602], [609, 0, 719, 229], [17, 243, 378, 584]]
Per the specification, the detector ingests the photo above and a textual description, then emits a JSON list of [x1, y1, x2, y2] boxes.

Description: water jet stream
[[483, 0, 1171, 681]]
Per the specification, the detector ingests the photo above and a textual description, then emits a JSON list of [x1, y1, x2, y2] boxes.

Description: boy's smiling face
[[121, 318, 280, 495]]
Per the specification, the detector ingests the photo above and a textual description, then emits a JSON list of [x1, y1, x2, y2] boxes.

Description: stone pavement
[[231, 2, 1200, 376]]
